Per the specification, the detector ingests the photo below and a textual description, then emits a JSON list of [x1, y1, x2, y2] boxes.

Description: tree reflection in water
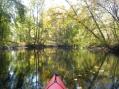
[[0, 49, 119, 89]]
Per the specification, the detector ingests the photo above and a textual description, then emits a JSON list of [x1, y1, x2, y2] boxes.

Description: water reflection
[[0, 49, 119, 89]]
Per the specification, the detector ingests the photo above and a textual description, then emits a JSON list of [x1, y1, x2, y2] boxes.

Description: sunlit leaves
[[0, 0, 25, 44]]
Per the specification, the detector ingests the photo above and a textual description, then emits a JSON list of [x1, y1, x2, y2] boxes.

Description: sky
[[22, 0, 78, 10]]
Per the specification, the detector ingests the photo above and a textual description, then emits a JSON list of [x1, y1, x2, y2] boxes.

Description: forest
[[0, 0, 119, 53]]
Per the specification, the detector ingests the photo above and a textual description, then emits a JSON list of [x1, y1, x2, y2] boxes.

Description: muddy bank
[[0, 44, 78, 50], [25, 44, 77, 50], [88, 44, 119, 55]]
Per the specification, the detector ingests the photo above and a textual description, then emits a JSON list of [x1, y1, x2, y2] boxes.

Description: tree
[[0, 0, 25, 45]]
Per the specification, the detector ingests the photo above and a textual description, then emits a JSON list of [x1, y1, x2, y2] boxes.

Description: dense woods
[[0, 0, 119, 52]]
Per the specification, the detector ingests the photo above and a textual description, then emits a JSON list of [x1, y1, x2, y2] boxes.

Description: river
[[0, 48, 119, 89]]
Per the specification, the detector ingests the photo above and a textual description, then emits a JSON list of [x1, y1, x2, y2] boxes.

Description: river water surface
[[0, 48, 119, 89]]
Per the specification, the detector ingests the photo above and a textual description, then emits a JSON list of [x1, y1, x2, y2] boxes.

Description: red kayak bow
[[45, 74, 67, 89]]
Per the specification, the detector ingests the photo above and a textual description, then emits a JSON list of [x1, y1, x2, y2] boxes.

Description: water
[[0, 48, 119, 89]]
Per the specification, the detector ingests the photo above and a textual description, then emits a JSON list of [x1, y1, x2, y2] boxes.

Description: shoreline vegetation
[[0, 0, 119, 56], [88, 44, 119, 54], [0, 44, 76, 50], [0, 44, 119, 55]]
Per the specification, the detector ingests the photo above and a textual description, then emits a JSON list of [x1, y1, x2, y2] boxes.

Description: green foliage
[[0, 0, 25, 45], [1, 0, 119, 47]]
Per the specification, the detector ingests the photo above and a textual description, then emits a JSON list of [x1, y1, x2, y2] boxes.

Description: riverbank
[[88, 44, 119, 55], [0, 44, 77, 50], [0, 44, 119, 55]]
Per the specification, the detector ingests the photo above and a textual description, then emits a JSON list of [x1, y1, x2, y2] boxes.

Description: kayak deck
[[45, 74, 66, 89]]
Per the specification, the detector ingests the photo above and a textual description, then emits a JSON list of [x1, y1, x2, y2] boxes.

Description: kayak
[[45, 74, 67, 89]]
